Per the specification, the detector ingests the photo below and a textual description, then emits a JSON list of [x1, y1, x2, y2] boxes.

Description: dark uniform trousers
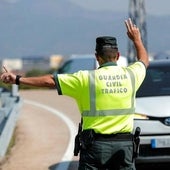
[[78, 133, 136, 170]]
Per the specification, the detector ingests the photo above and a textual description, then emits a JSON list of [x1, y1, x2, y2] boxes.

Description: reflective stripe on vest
[[82, 69, 136, 117]]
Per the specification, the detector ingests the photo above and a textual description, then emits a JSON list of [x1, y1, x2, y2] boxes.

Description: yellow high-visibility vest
[[55, 61, 146, 134]]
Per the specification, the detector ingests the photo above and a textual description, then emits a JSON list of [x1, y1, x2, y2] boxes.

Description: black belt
[[94, 133, 133, 141]]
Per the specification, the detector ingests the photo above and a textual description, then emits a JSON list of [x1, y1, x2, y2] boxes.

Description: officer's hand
[[125, 18, 141, 43], [1, 66, 16, 84]]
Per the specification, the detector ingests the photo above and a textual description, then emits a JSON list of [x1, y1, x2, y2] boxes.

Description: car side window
[[136, 66, 170, 97]]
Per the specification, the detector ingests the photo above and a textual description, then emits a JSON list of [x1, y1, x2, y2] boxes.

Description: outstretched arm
[[125, 18, 149, 67], [1, 66, 56, 88]]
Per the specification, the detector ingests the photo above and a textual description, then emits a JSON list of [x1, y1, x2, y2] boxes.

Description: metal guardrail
[[0, 86, 22, 158]]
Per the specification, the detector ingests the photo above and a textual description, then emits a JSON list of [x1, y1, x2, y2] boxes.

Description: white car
[[134, 59, 170, 164]]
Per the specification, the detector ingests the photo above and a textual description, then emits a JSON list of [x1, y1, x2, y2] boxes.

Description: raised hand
[[125, 18, 141, 43]]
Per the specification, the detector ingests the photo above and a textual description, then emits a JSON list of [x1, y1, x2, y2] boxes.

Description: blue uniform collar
[[98, 62, 117, 69]]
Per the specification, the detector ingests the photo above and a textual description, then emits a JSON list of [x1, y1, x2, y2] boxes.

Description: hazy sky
[[69, 0, 170, 16], [2, 0, 170, 16], [1, 0, 169, 57]]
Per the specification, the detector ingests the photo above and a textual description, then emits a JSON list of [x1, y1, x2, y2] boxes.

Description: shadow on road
[[49, 161, 170, 170], [49, 161, 79, 170]]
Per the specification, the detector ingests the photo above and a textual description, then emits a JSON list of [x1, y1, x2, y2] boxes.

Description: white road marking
[[24, 99, 77, 170]]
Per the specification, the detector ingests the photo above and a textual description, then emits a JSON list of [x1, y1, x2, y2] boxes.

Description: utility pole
[[127, 0, 147, 63]]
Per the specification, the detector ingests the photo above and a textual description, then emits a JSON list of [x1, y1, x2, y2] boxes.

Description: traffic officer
[[1, 18, 149, 170]]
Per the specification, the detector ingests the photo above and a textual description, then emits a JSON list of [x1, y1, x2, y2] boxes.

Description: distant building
[[22, 56, 50, 71], [50, 55, 63, 69], [1, 58, 23, 72]]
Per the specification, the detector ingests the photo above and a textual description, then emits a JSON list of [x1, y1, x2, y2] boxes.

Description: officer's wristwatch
[[15, 75, 22, 85]]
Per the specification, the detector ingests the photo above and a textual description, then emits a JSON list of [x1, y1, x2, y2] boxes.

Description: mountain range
[[0, 0, 170, 58]]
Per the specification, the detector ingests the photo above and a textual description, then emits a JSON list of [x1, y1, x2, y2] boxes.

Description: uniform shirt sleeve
[[53, 71, 88, 99], [127, 61, 146, 90]]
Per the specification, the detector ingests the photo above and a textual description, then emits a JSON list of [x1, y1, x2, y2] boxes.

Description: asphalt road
[[0, 89, 80, 170]]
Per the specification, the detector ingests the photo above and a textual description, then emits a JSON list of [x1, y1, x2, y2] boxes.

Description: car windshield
[[136, 64, 170, 97]]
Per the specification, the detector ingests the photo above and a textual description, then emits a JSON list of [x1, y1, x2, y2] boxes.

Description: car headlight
[[134, 113, 149, 120]]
